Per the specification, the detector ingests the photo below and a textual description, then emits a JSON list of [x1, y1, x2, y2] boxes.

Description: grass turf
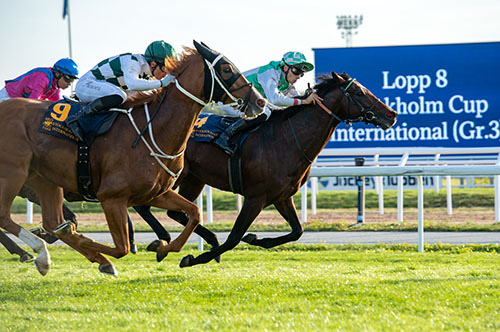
[[1, 244, 499, 331]]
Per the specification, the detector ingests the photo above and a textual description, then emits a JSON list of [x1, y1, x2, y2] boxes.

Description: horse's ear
[[193, 40, 218, 62], [330, 71, 342, 83]]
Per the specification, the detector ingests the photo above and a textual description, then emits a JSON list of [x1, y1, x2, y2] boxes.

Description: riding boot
[[214, 114, 267, 154], [65, 98, 107, 142]]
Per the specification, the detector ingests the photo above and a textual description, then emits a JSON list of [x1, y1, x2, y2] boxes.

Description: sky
[[1, 0, 499, 93]]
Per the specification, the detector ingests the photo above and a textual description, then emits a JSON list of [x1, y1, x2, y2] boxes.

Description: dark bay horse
[[135, 72, 397, 267], [0, 41, 265, 275]]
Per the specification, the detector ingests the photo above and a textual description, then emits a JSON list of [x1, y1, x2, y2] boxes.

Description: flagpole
[[66, 0, 73, 59]]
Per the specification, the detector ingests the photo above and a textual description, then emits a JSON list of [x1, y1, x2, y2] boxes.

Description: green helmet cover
[[145, 40, 176, 65], [281, 51, 314, 72]]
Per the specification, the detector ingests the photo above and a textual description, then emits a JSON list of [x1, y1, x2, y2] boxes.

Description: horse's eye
[[223, 67, 232, 73]]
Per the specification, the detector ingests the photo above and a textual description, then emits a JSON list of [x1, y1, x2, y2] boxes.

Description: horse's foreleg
[[180, 198, 265, 268], [0, 229, 34, 262], [150, 190, 201, 254], [242, 196, 303, 248], [32, 182, 113, 273]]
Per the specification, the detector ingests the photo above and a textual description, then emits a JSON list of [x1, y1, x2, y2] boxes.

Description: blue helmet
[[53, 58, 79, 78]]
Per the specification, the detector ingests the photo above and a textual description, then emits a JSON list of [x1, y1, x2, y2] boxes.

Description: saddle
[[39, 98, 119, 146], [38, 98, 120, 201]]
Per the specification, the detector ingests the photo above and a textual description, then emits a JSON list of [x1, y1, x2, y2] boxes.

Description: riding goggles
[[290, 66, 305, 76]]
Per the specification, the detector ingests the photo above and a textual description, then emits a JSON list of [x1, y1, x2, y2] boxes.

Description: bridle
[[289, 77, 382, 164], [317, 78, 380, 126]]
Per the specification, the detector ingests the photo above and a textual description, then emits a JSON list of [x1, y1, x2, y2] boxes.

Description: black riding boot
[[65, 99, 105, 142], [65, 95, 123, 142], [214, 114, 267, 154]]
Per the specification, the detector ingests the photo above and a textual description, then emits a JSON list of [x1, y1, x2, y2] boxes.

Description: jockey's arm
[[123, 60, 161, 91], [259, 72, 301, 107]]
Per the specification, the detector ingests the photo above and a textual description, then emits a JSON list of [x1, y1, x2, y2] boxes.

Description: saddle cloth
[[190, 113, 238, 142], [39, 99, 119, 145]]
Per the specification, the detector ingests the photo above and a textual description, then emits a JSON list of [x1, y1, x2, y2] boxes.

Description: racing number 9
[[51, 103, 71, 121]]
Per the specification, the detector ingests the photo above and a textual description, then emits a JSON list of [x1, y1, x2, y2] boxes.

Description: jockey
[[214, 51, 323, 154], [66, 40, 177, 142], [0, 58, 79, 102]]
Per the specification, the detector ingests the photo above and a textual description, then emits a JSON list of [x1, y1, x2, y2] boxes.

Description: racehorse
[[0, 41, 265, 275], [134, 72, 397, 267]]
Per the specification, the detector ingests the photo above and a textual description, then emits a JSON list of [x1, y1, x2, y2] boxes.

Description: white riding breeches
[[75, 71, 127, 104]]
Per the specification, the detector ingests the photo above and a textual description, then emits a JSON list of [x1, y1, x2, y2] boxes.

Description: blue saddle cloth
[[190, 113, 238, 142], [39, 100, 118, 144]]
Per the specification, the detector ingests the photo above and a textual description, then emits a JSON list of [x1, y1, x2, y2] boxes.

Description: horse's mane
[[267, 72, 351, 122], [122, 47, 198, 108]]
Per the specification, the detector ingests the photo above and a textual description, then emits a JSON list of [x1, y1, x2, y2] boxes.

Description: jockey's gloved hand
[[160, 74, 175, 87]]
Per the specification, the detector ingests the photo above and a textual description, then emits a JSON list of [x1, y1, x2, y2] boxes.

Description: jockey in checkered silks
[[214, 51, 323, 154], [66, 40, 177, 142]]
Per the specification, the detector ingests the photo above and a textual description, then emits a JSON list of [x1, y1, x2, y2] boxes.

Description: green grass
[[0, 244, 499, 331]]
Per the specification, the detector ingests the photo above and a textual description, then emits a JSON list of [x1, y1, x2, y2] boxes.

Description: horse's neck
[[286, 106, 340, 161]]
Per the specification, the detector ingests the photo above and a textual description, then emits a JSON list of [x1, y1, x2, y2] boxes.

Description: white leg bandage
[[18, 228, 46, 253]]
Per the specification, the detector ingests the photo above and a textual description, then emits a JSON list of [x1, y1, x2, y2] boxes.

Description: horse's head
[[193, 40, 266, 118], [316, 72, 397, 130]]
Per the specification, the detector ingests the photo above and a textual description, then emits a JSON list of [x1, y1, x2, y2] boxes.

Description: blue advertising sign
[[313, 42, 500, 148]]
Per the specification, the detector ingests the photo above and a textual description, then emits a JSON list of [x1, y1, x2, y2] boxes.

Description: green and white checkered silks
[[91, 53, 140, 90], [281, 52, 314, 72]]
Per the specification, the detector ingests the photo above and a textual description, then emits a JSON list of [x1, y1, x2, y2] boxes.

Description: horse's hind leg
[[0, 159, 51, 274], [180, 197, 265, 268], [241, 196, 303, 248]]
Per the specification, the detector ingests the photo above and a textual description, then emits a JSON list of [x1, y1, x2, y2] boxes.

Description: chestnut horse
[[0, 41, 265, 275], [133, 72, 397, 267]]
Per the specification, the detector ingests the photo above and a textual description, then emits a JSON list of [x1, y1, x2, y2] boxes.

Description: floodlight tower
[[336, 15, 363, 47]]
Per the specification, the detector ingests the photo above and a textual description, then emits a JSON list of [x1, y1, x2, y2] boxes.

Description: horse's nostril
[[386, 112, 394, 118], [256, 99, 266, 108]]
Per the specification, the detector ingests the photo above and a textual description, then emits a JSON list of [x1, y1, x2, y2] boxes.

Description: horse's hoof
[[156, 252, 168, 263], [146, 240, 161, 252], [39, 232, 59, 244], [179, 255, 194, 268], [99, 264, 117, 276], [19, 252, 35, 263], [241, 233, 257, 244], [53, 221, 74, 236], [215, 255, 221, 263], [34, 260, 50, 276], [130, 243, 137, 254]]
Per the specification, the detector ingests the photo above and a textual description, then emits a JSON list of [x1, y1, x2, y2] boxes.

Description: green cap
[[281, 51, 314, 72], [145, 40, 176, 65]]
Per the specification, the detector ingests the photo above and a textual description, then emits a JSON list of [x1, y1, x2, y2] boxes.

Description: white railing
[[300, 164, 500, 252]]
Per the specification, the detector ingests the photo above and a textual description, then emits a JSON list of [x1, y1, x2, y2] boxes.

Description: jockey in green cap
[[66, 40, 177, 142], [214, 51, 322, 154]]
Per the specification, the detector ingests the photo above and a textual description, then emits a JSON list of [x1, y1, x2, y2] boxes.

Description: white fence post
[[397, 152, 409, 223], [311, 178, 318, 215], [301, 184, 307, 223], [26, 200, 33, 225], [196, 191, 204, 251], [417, 176, 424, 253], [446, 175, 453, 215], [206, 186, 213, 223]]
